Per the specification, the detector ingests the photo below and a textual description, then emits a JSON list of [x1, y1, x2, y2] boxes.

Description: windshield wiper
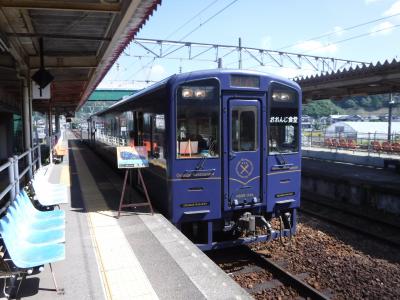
[[270, 141, 288, 165], [196, 139, 216, 170]]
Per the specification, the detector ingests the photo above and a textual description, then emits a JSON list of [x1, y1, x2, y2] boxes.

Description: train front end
[[169, 70, 301, 250]]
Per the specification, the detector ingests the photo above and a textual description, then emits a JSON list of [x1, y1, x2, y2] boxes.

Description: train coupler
[[237, 212, 274, 239]]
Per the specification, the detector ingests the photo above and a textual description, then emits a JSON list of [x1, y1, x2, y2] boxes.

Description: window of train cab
[[268, 84, 299, 155], [176, 79, 220, 159]]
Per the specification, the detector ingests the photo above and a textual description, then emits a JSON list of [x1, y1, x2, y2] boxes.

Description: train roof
[[93, 69, 300, 117]]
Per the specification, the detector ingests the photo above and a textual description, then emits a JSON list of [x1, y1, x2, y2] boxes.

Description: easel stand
[[117, 168, 154, 218]]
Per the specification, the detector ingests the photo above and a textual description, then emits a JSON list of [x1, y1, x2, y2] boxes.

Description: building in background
[[325, 121, 400, 140]]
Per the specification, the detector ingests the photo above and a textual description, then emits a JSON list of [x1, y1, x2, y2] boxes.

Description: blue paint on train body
[[89, 69, 302, 250]]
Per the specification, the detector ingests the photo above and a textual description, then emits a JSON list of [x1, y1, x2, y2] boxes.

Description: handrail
[[0, 161, 11, 173], [0, 185, 13, 202], [95, 132, 128, 147], [19, 166, 30, 180], [17, 149, 31, 160], [0, 144, 42, 208]]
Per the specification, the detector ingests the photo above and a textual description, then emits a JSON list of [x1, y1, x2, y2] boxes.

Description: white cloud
[[260, 36, 272, 49], [384, 0, 400, 15], [370, 21, 394, 35], [146, 64, 168, 81], [293, 40, 338, 55]]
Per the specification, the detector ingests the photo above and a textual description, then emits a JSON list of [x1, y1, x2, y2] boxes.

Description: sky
[[98, 0, 400, 89]]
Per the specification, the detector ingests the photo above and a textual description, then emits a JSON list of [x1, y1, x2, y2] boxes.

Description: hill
[[303, 93, 400, 117]]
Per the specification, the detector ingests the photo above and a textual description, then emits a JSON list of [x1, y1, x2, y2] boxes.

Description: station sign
[[32, 81, 51, 100], [116, 146, 148, 169]]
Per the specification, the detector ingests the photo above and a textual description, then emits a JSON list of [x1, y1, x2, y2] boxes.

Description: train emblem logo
[[236, 159, 254, 178]]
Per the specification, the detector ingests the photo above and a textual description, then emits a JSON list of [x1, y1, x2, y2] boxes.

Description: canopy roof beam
[[0, 0, 121, 13]]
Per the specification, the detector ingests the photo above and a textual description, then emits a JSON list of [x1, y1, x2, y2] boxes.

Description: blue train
[[88, 69, 301, 250]]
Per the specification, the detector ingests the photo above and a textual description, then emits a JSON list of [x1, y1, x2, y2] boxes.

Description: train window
[[151, 114, 166, 160], [268, 86, 299, 154], [176, 79, 220, 159], [231, 107, 257, 152]]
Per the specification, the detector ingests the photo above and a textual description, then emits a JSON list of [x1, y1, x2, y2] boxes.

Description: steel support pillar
[[55, 114, 60, 135], [22, 78, 31, 149]]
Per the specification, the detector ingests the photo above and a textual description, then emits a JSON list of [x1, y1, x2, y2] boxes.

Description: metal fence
[[0, 145, 42, 213], [302, 129, 400, 154], [95, 132, 127, 147]]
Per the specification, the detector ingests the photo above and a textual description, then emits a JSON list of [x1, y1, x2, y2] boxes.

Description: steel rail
[[302, 195, 400, 230], [300, 203, 400, 248], [242, 246, 330, 300]]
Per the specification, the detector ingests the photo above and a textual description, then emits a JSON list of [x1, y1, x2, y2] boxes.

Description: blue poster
[[117, 146, 148, 169]]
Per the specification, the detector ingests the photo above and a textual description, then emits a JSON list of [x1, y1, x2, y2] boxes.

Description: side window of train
[[137, 111, 144, 146], [143, 113, 152, 155], [151, 114, 166, 160], [176, 79, 220, 159]]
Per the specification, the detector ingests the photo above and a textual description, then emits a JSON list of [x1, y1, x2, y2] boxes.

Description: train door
[[228, 99, 261, 208]]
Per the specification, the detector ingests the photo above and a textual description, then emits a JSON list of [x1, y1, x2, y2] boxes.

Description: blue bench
[[29, 177, 68, 209], [0, 191, 66, 298]]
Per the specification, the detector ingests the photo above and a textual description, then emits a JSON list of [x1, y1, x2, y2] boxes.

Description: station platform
[[12, 131, 250, 300], [302, 157, 400, 194], [302, 145, 400, 168], [301, 154, 400, 215]]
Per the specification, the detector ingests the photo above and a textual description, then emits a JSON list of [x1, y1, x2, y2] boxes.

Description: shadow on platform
[[67, 140, 151, 216]]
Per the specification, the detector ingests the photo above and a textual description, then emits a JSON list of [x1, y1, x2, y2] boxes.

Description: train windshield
[[268, 87, 299, 154], [176, 79, 220, 158]]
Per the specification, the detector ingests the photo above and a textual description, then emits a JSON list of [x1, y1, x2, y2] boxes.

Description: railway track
[[208, 246, 330, 299], [300, 197, 400, 248]]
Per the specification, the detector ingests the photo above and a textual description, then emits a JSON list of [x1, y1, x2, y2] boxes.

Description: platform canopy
[[0, 0, 160, 115], [296, 59, 400, 102]]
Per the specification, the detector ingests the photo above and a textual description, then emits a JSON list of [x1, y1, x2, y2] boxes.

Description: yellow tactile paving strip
[[71, 144, 159, 300], [60, 165, 70, 187]]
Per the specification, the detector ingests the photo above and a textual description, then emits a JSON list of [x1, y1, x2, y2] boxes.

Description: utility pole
[[388, 93, 394, 142]]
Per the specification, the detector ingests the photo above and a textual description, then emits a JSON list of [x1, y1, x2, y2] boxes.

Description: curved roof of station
[[295, 59, 400, 101], [0, 0, 160, 115]]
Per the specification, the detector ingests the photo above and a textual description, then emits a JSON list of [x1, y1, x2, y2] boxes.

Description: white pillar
[[22, 78, 31, 149]]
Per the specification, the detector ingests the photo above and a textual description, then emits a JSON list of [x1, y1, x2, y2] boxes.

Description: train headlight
[[194, 89, 206, 98], [272, 91, 293, 102], [182, 88, 193, 98], [181, 86, 214, 99]]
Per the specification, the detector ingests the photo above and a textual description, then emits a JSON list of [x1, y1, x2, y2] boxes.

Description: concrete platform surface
[[302, 157, 400, 193], [302, 146, 400, 168], [6, 131, 250, 300]]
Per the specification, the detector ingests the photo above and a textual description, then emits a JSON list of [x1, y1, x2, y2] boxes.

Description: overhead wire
[[112, 0, 223, 83], [176, 0, 240, 42], [279, 11, 400, 51], [302, 23, 400, 54], [121, 0, 241, 83], [164, 0, 220, 40]]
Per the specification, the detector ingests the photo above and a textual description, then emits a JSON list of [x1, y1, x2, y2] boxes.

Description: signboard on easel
[[116, 145, 153, 218], [116, 146, 148, 168]]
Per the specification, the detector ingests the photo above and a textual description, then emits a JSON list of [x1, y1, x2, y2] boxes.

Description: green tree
[[302, 100, 343, 117]]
